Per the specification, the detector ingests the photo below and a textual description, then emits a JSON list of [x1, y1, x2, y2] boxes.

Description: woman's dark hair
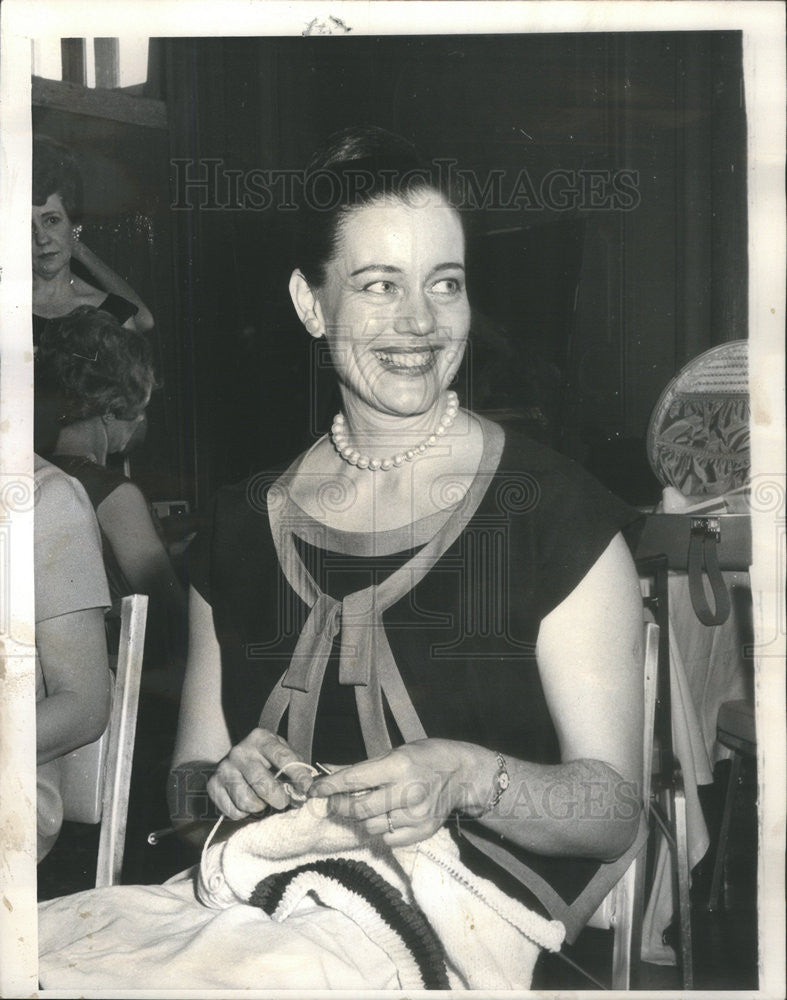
[[32, 135, 83, 222], [295, 125, 463, 288], [37, 306, 155, 424]]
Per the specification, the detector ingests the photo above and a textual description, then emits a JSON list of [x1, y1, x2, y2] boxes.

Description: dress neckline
[[259, 414, 506, 763], [278, 413, 505, 557]]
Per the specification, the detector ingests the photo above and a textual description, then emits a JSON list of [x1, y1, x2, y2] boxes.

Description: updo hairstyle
[[32, 135, 84, 223], [295, 125, 463, 289]]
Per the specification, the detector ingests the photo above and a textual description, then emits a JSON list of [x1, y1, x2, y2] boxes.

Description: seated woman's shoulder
[[34, 454, 94, 521], [215, 466, 287, 526], [495, 419, 584, 477], [34, 457, 104, 574], [491, 419, 632, 520]]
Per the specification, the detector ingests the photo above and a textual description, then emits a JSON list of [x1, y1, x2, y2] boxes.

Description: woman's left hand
[[308, 739, 493, 847]]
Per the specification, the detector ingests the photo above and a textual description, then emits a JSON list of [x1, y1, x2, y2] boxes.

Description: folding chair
[[59, 593, 148, 887], [707, 697, 756, 911], [583, 619, 660, 989], [638, 554, 693, 989]]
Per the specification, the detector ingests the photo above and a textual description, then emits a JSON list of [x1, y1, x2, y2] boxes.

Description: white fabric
[[199, 799, 410, 905], [34, 454, 110, 623], [659, 485, 751, 763], [199, 797, 565, 989], [34, 456, 111, 861], [408, 836, 562, 989], [667, 571, 751, 764], [264, 868, 426, 988], [39, 801, 564, 991], [39, 871, 400, 990]]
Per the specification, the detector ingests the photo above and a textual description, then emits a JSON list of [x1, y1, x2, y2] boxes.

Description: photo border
[[1, 2, 784, 996]]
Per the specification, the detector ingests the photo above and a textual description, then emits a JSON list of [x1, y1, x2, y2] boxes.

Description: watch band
[[484, 752, 510, 815]]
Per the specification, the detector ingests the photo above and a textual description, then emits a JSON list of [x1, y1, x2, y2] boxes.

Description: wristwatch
[[486, 752, 510, 814]]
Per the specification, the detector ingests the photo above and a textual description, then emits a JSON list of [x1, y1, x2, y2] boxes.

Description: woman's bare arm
[[96, 482, 186, 617], [70, 241, 155, 332], [504, 530, 645, 857], [313, 533, 644, 860], [169, 587, 315, 837], [36, 606, 111, 764], [97, 482, 188, 675], [172, 587, 231, 767], [167, 587, 232, 839], [458, 531, 644, 859]]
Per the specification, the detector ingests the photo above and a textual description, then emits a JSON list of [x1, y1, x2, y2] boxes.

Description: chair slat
[[95, 594, 148, 888]]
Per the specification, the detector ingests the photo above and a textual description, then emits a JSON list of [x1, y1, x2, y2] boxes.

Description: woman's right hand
[[206, 728, 315, 820]]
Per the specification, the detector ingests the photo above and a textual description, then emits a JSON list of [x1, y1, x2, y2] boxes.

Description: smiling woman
[[169, 128, 646, 979], [288, 194, 474, 507], [40, 126, 647, 991]]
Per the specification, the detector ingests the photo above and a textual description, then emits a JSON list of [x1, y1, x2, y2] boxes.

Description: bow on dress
[[258, 420, 504, 762]]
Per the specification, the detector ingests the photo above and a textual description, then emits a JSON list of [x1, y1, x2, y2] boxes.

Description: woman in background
[[32, 135, 154, 346], [37, 306, 186, 677], [35, 454, 111, 861]]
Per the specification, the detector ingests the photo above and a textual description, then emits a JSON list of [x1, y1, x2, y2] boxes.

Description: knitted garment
[[198, 800, 565, 990], [251, 859, 450, 989]]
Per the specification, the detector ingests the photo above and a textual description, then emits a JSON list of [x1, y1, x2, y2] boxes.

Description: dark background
[[32, 31, 748, 512]]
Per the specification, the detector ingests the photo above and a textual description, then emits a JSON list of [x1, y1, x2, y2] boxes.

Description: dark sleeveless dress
[[33, 292, 138, 346], [187, 421, 643, 939]]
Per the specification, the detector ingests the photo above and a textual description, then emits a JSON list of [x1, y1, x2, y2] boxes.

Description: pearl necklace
[[330, 391, 459, 471]]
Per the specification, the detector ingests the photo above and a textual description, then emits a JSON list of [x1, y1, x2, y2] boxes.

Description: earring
[[73, 224, 83, 240], [101, 412, 115, 424]]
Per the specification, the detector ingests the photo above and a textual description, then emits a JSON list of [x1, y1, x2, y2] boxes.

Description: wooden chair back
[[584, 620, 659, 989], [58, 594, 148, 887]]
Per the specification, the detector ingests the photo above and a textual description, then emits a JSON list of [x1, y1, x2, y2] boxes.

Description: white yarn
[[198, 798, 565, 990], [199, 797, 412, 905], [199, 760, 323, 905], [272, 871, 426, 990]]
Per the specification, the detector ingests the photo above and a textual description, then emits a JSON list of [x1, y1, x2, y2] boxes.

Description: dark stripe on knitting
[[249, 858, 450, 989]]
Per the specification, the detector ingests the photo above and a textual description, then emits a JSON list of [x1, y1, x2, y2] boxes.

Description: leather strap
[[688, 524, 731, 625], [458, 812, 649, 944]]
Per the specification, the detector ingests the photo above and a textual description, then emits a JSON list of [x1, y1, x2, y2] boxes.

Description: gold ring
[[386, 812, 395, 834]]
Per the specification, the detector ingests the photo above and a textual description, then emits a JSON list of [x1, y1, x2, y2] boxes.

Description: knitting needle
[[150, 763, 330, 844], [313, 760, 373, 798], [147, 820, 206, 845]]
